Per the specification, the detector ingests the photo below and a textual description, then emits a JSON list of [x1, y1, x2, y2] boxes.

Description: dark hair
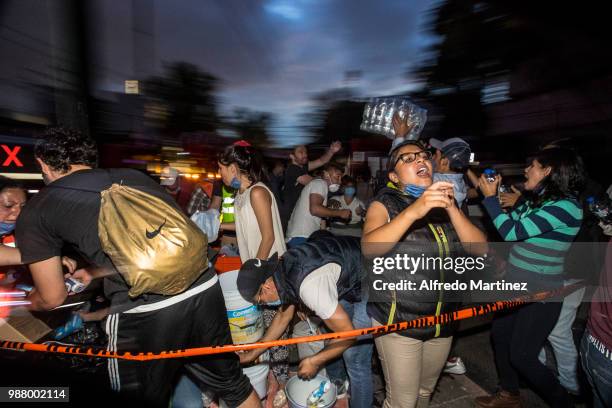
[[444, 154, 468, 174], [341, 175, 355, 185], [524, 148, 586, 207], [0, 176, 23, 194], [35, 127, 98, 173], [323, 162, 344, 174], [218, 143, 268, 184], [388, 140, 427, 171], [292, 145, 307, 154]]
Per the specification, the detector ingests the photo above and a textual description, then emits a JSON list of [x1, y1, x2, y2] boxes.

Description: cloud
[[97, 0, 437, 145]]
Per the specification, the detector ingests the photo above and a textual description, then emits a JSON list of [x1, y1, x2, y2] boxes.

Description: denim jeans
[[325, 298, 374, 408], [171, 375, 203, 408], [580, 329, 612, 408], [538, 279, 586, 393]]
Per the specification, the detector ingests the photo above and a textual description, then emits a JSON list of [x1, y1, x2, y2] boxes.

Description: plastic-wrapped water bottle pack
[[360, 97, 427, 140]]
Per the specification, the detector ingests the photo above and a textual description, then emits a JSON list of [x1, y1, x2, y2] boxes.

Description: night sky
[[1, 0, 438, 146], [93, 0, 437, 146]]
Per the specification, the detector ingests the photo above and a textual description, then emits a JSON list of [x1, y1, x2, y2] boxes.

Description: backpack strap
[[45, 169, 138, 194]]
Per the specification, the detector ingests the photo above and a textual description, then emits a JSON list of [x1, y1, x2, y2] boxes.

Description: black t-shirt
[[281, 164, 308, 221], [212, 179, 223, 197], [16, 168, 213, 313]]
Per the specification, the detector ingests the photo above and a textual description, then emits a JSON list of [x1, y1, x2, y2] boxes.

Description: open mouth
[[416, 164, 430, 178]]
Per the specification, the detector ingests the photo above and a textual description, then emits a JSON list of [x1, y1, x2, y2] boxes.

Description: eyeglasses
[[394, 150, 432, 167]]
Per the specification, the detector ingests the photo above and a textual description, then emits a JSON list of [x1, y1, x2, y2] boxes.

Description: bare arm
[[466, 169, 479, 189], [296, 174, 314, 186], [210, 195, 222, 211], [220, 222, 236, 232], [239, 305, 295, 363], [251, 186, 276, 260], [27, 257, 68, 311], [446, 205, 488, 255], [308, 141, 341, 171], [309, 193, 351, 220], [0, 245, 21, 266], [298, 304, 355, 378]]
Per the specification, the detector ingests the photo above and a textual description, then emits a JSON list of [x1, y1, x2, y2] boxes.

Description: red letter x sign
[[1, 145, 23, 167]]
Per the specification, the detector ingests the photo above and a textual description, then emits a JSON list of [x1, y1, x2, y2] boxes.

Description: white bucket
[[218, 270, 264, 344], [244, 363, 269, 399], [286, 375, 337, 408], [218, 270, 268, 405]]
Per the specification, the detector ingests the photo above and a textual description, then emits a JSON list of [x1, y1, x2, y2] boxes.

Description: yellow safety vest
[[221, 185, 236, 223]]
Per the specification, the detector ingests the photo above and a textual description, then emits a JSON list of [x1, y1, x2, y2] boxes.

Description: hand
[[61, 257, 77, 274], [478, 174, 501, 198], [392, 112, 414, 139], [327, 199, 341, 209], [356, 206, 365, 216], [339, 209, 352, 220], [70, 268, 93, 287], [442, 187, 456, 211], [298, 356, 321, 380], [296, 174, 312, 185], [600, 221, 612, 237], [409, 182, 454, 219], [236, 349, 260, 364], [499, 185, 521, 208], [329, 141, 342, 154]]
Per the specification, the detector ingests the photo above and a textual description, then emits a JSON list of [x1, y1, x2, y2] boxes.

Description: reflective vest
[[221, 185, 236, 223]]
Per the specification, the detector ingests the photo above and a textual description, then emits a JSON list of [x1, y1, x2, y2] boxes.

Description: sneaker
[[475, 390, 523, 408], [443, 356, 467, 375]]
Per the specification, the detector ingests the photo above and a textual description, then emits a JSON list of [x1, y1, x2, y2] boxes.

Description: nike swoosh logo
[[146, 219, 167, 239]]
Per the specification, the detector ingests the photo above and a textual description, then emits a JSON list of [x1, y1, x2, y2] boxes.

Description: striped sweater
[[482, 196, 583, 276]]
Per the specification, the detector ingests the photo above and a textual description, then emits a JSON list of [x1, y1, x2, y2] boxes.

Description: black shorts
[[104, 277, 253, 407]]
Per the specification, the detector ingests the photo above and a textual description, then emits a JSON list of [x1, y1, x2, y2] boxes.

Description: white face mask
[[328, 183, 340, 193]]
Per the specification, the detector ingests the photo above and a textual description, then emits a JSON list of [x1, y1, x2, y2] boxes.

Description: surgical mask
[[0, 222, 16, 236], [328, 183, 340, 193], [230, 177, 241, 190], [266, 299, 282, 306], [403, 184, 426, 198], [344, 187, 356, 197]]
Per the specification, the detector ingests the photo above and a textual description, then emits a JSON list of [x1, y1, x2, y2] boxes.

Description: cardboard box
[[0, 307, 51, 342]]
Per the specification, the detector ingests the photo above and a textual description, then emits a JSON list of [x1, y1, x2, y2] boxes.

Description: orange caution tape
[[0, 283, 583, 361]]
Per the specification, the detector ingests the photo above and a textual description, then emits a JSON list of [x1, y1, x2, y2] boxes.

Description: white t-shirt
[[286, 178, 328, 240], [331, 195, 364, 224], [299, 263, 341, 320]]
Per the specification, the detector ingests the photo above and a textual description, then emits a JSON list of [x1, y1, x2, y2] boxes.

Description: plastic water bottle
[[587, 196, 612, 223], [383, 99, 396, 135], [375, 99, 387, 133], [360, 97, 427, 140], [307, 380, 331, 408], [65, 278, 86, 294], [483, 168, 497, 183], [361, 100, 374, 131], [53, 313, 84, 340]]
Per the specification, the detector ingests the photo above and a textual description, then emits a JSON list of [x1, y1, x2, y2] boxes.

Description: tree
[[304, 87, 363, 146], [228, 108, 273, 149], [144, 62, 220, 135]]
